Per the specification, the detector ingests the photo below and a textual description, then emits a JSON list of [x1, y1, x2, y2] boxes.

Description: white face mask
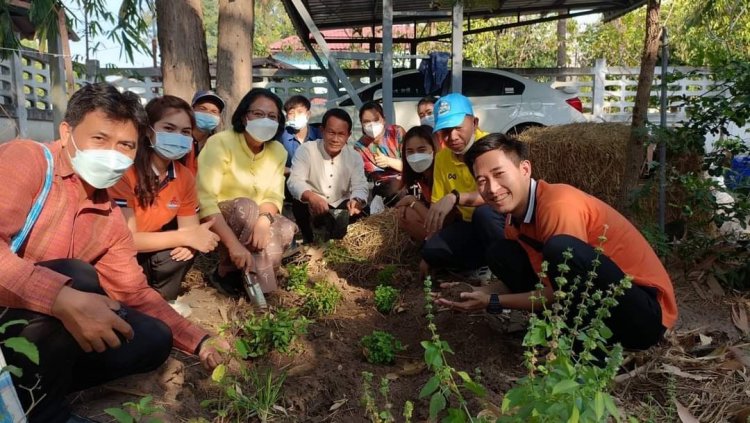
[[287, 114, 308, 131], [245, 118, 279, 142], [68, 134, 134, 189], [420, 115, 435, 127], [152, 130, 192, 160], [363, 122, 384, 138], [458, 132, 476, 155], [406, 152, 433, 173]]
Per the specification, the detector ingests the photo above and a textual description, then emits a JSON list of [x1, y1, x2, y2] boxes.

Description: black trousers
[[137, 250, 194, 301], [486, 234, 666, 350], [0, 259, 173, 422], [421, 204, 506, 271], [292, 199, 365, 243]]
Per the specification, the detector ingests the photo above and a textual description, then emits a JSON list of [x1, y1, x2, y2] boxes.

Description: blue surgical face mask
[[151, 130, 193, 160], [420, 115, 435, 127], [68, 134, 134, 189], [287, 114, 308, 131], [195, 112, 220, 132]]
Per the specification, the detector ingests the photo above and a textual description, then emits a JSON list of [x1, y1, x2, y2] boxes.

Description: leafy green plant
[[234, 308, 310, 358], [104, 395, 164, 423], [419, 277, 488, 422], [361, 371, 413, 423], [302, 281, 343, 317], [285, 262, 309, 294], [376, 264, 398, 285], [499, 240, 631, 422], [374, 284, 400, 314], [0, 318, 38, 378], [360, 331, 404, 365], [205, 364, 286, 422]]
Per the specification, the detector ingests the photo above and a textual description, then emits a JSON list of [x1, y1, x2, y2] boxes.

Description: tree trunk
[[618, 0, 661, 211], [155, 0, 211, 103], [216, 0, 254, 121], [556, 15, 567, 82]]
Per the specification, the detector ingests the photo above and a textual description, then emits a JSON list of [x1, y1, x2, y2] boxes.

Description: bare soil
[[71, 249, 746, 422]]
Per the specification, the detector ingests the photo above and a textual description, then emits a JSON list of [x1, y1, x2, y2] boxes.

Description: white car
[[322, 68, 587, 136]]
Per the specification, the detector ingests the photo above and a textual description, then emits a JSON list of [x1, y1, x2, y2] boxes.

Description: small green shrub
[[374, 284, 399, 314], [361, 371, 413, 423], [285, 262, 309, 294], [361, 330, 404, 365], [205, 364, 286, 422], [376, 264, 398, 285], [302, 281, 343, 317], [235, 308, 310, 358], [324, 240, 365, 264], [104, 395, 164, 423]]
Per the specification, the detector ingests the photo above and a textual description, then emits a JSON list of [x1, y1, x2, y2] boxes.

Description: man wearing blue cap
[[421, 93, 506, 279], [184, 90, 226, 175]]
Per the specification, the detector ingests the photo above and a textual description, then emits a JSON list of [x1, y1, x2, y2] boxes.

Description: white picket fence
[[0, 51, 728, 142]]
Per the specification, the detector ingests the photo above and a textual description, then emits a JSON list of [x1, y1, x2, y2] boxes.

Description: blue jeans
[[421, 204, 505, 271]]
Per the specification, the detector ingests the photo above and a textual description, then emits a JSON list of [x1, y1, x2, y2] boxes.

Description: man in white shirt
[[288, 108, 369, 243]]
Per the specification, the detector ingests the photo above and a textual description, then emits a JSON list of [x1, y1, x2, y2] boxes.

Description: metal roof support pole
[[290, 0, 363, 108], [382, 0, 394, 123], [451, 1, 464, 93]]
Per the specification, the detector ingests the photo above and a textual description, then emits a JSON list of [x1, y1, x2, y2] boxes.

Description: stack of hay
[[517, 122, 630, 206], [339, 208, 420, 264]]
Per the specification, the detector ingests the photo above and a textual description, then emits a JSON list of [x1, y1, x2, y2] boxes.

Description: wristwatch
[[486, 293, 503, 314], [450, 189, 461, 206], [259, 212, 275, 224]]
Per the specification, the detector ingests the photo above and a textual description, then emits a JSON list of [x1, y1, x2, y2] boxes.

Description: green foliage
[[361, 371, 414, 423], [285, 262, 309, 294], [0, 318, 37, 379], [499, 239, 630, 422], [374, 285, 400, 314], [302, 281, 343, 317], [205, 364, 286, 422], [324, 241, 366, 264], [360, 331, 404, 365], [376, 265, 398, 286], [419, 277, 488, 422], [234, 308, 309, 358], [104, 395, 164, 423]]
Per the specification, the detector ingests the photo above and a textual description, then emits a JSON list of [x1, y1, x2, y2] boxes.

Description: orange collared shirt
[[109, 161, 199, 232], [505, 179, 678, 329], [0, 140, 208, 352]]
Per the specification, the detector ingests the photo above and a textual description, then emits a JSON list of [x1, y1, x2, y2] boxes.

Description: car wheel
[[506, 123, 544, 137]]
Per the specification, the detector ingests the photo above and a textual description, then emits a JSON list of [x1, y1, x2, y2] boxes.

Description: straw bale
[[338, 208, 420, 264], [517, 123, 630, 206]]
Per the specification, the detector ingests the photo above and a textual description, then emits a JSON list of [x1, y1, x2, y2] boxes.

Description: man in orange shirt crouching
[[437, 133, 677, 350]]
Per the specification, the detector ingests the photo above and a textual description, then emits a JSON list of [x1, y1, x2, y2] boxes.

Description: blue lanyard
[[10, 144, 54, 254]]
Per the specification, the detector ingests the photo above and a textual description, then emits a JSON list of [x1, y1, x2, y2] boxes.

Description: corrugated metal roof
[[282, 0, 646, 35]]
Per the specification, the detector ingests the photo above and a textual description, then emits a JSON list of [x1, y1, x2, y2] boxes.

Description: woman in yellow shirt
[[197, 88, 297, 296]]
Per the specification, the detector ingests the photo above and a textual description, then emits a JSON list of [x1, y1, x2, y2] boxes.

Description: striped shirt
[[353, 124, 406, 178], [0, 140, 208, 353]]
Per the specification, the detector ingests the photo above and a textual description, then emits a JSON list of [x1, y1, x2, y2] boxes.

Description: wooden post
[[57, 6, 75, 94]]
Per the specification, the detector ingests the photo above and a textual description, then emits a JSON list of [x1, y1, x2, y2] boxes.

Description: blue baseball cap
[[432, 93, 474, 133], [191, 90, 225, 112]]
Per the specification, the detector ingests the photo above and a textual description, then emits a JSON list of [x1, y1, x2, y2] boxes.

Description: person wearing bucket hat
[[183, 90, 226, 175], [420, 93, 506, 281]]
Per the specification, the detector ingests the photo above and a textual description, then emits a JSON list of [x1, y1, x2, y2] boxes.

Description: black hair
[[417, 96, 437, 109], [64, 82, 147, 134], [400, 125, 436, 189], [358, 101, 384, 121], [283, 95, 311, 112], [321, 108, 353, 133], [231, 88, 285, 138], [463, 133, 529, 176]]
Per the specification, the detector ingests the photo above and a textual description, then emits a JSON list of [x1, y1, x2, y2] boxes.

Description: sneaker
[[208, 268, 242, 298], [466, 266, 494, 283], [168, 299, 192, 317]]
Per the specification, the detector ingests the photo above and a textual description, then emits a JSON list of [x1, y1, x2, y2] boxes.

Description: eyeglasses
[[246, 109, 279, 121]]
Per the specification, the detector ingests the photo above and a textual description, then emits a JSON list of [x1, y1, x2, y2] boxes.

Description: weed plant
[[361, 371, 413, 423], [234, 308, 309, 358], [205, 365, 286, 422], [302, 281, 343, 317], [374, 284, 399, 314], [360, 330, 404, 365]]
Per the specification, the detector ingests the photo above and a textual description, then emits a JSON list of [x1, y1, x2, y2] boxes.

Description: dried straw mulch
[[338, 208, 420, 265], [518, 122, 629, 207]]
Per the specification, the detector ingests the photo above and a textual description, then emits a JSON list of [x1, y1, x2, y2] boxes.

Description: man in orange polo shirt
[[438, 133, 677, 350]]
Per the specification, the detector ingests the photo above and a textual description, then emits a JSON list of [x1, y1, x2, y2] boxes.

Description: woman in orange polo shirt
[[110, 95, 220, 301]]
